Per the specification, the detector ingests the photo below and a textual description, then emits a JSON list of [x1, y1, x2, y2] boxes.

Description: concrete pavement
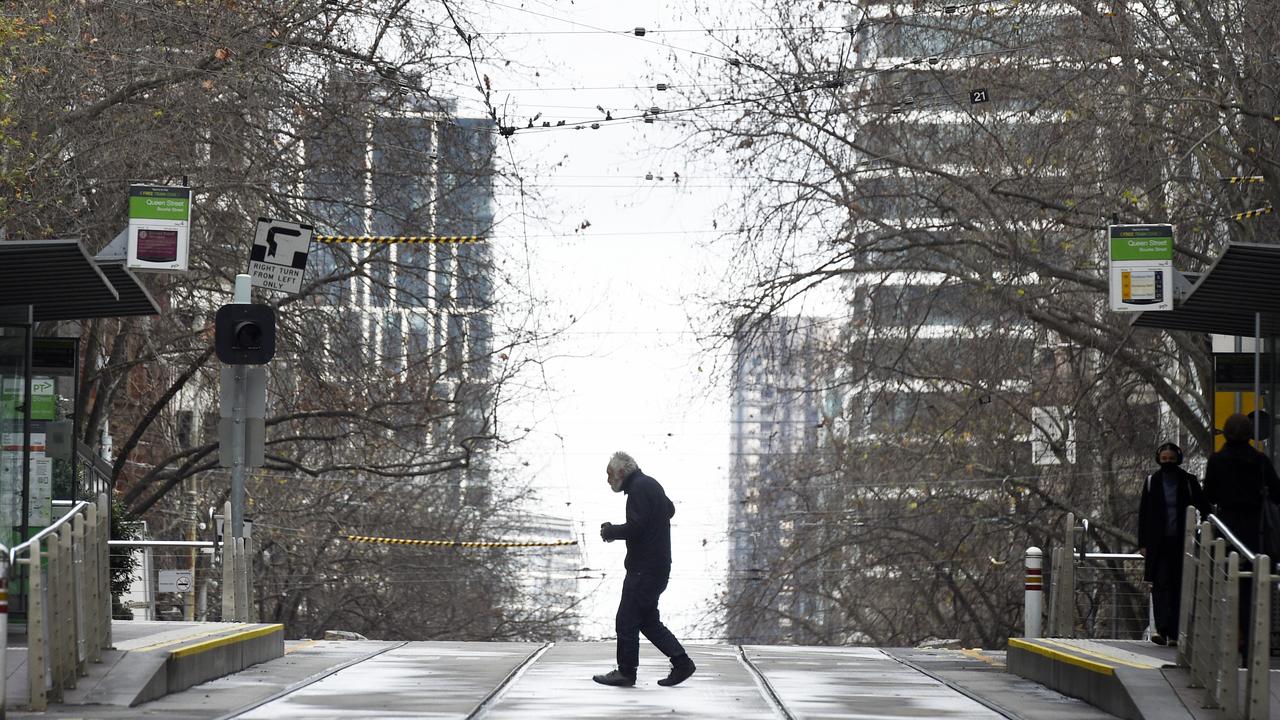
[[7, 640, 1129, 719]]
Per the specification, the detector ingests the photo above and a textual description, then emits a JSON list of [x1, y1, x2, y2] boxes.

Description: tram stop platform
[[1009, 637, 1280, 720], [3, 620, 283, 708]]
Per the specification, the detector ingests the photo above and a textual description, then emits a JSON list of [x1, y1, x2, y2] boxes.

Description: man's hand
[[1137, 547, 1146, 557], [600, 522, 614, 542]]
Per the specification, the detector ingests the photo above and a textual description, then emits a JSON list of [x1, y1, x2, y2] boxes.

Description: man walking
[[592, 451, 696, 687]]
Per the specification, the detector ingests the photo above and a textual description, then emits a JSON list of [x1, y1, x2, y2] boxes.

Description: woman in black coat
[[1138, 442, 1207, 645]]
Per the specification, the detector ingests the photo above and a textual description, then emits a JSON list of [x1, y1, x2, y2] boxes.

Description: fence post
[[26, 542, 45, 711], [1025, 547, 1043, 638], [1221, 552, 1241, 718], [1046, 547, 1060, 636], [234, 538, 249, 622], [1190, 521, 1215, 688], [59, 525, 75, 688], [71, 514, 85, 678], [1246, 554, 1270, 719], [46, 533, 63, 704], [220, 501, 234, 621], [1204, 538, 1226, 709], [1176, 507, 1198, 665], [84, 502, 100, 663], [97, 494, 111, 650], [245, 536, 256, 623]]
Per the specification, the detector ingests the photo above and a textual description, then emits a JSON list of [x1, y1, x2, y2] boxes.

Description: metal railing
[[1042, 513, 1149, 639], [5, 494, 112, 712], [1038, 507, 1275, 719]]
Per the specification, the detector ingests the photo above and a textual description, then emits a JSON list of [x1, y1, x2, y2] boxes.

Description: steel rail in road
[[465, 642, 554, 719], [214, 641, 409, 720], [736, 645, 797, 720], [884, 650, 1021, 719]]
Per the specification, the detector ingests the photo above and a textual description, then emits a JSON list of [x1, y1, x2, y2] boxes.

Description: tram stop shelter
[[0, 238, 159, 549], [1131, 241, 1280, 452]]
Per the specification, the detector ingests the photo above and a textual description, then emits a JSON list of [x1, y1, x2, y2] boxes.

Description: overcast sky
[[458, 1, 747, 639]]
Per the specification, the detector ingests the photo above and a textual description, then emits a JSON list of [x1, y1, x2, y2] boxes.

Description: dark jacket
[[1137, 466, 1207, 581], [601, 469, 675, 574], [1204, 441, 1280, 556]]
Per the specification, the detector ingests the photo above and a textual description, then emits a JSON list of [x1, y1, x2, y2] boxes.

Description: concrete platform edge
[[1007, 639, 1142, 720], [139, 624, 285, 706]]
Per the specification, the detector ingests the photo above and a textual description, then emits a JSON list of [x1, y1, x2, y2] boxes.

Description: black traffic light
[[215, 304, 276, 364]]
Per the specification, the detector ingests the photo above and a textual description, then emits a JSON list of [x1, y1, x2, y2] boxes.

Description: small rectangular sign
[[127, 185, 191, 273], [158, 569, 193, 593], [1108, 224, 1174, 312]]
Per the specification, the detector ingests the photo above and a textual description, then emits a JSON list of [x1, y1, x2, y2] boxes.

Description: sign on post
[[1108, 224, 1174, 312], [218, 366, 266, 468], [127, 185, 191, 273], [248, 218, 313, 294], [158, 570, 193, 593]]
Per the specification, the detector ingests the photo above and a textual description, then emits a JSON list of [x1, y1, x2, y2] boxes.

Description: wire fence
[[1070, 556, 1150, 640], [109, 543, 216, 622]]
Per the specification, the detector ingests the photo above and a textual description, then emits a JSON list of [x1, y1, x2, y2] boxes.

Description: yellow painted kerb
[[1008, 638, 1114, 676], [171, 624, 284, 659], [1035, 638, 1163, 670]]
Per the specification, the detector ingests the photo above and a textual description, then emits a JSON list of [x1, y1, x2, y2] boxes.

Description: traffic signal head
[[215, 304, 276, 364]]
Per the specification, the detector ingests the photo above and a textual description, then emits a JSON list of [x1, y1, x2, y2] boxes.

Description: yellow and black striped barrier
[[1222, 176, 1266, 184], [345, 534, 578, 548], [315, 235, 484, 244], [1232, 205, 1274, 221]]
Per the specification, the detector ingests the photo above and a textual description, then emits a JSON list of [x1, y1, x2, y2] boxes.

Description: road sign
[[158, 569, 193, 593], [248, 217, 314, 294]]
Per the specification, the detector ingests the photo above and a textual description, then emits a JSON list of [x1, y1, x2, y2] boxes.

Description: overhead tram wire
[[500, 41, 1043, 137]]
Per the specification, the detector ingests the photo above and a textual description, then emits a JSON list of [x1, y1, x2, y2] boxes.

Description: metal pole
[[20, 309, 32, 546], [1237, 335, 1244, 414], [231, 275, 251, 540], [1025, 547, 1043, 638], [1255, 312, 1262, 446], [185, 489, 197, 621]]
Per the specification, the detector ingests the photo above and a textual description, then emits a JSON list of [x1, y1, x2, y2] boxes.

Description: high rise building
[[725, 315, 839, 643], [304, 90, 497, 506]]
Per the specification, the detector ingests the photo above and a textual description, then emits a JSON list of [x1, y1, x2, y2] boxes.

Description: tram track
[[464, 641, 554, 719], [736, 645, 797, 720], [215, 640, 409, 720]]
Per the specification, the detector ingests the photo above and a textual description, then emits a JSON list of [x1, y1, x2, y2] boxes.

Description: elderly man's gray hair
[[608, 451, 639, 477]]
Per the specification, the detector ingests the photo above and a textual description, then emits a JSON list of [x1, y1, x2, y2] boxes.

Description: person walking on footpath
[[1137, 442, 1207, 646], [1203, 413, 1280, 651], [592, 451, 696, 688]]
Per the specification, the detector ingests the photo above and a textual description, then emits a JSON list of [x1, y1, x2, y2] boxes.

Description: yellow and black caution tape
[[315, 235, 484, 244], [345, 534, 578, 548], [1222, 176, 1266, 184], [1231, 205, 1274, 221]]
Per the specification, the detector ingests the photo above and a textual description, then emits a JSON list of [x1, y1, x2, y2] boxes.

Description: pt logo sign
[[249, 218, 314, 295]]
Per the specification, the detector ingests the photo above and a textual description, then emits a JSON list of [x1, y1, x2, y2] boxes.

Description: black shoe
[[657, 660, 696, 687], [1150, 634, 1166, 646], [592, 669, 636, 687]]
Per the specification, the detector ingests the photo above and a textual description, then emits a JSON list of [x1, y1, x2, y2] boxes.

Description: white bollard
[[1025, 547, 1043, 638]]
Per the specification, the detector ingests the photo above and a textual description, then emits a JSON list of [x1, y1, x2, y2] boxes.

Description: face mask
[[1160, 461, 1178, 471]]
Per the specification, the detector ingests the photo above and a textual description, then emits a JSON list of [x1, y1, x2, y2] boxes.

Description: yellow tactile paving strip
[[120, 623, 281, 655], [1009, 637, 1166, 677]]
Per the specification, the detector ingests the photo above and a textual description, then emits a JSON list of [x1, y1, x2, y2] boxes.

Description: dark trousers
[[616, 570, 685, 670], [1151, 536, 1184, 638]]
